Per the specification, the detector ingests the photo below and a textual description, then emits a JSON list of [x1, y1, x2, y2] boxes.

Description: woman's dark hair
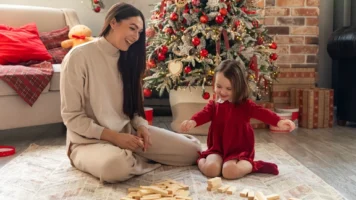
[[99, 3, 146, 120], [214, 59, 250, 105]]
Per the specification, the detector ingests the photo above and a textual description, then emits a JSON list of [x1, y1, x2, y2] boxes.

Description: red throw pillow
[[40, 26, 69, 50], [0, 23, 52, 65]]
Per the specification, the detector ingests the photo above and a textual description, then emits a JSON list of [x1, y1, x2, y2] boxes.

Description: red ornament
[[202, 92, 210, 100], [170, 12, 178, 21], [94, 6, 101, 13], [93, 0, 99, 4], [182, 18, 187, 24], [165, 27, 174, 34], [181, 26, 186, 31], [215, 15, 224, 24], [192, 37, 201, 46], [184, 9, 190, 14], [200, 15, 209, 23], [184, 66, 192, 74], [145, 27, 155, 38], [257, 37, 264, 45], [235, 20, 241, 27], [158, 53, 166, 61], [270, 53, 278, 61], [219, 8, 228, 16], [200, 49, 209, 57], [269, 42, 278, 49], [143, 88, 152, 98], [146, 59, 156, 68], [160, 45, 168, 54], [252, 20, 259, 28]]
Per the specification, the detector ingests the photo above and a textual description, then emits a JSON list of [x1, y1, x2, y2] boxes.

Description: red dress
[[191, 99, 281, 175]]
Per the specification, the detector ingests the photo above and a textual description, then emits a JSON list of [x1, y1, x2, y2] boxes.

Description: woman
[[60, 3, 201, 183]]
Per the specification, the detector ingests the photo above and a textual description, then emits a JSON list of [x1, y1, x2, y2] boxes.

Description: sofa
[[0, 4, 80, 130]]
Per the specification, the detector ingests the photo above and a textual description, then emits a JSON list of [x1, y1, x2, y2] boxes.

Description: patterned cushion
[[48, 47, 69, 64], [39, 26, 69, 50]]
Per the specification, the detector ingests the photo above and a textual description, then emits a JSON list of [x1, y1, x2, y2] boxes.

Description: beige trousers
[[69, 126, 202, 183]]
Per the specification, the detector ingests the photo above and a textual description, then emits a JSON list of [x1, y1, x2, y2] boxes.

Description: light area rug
[[0, 143, 346, 200]]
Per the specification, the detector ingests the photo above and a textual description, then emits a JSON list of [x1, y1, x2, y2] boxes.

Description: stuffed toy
[[61, 25, 94, 49]]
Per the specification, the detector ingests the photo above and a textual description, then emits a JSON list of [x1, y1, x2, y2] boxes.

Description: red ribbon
[[72, 35, 86, 40], [216, 30, 230, 55]]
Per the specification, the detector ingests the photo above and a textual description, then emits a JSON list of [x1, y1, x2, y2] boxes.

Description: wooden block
[[217, 185, 230, 193], [240, 188, 249, 197], [139, 189, 155, 196], [141, 194, 162, 200], [255, 191, 267, 200], [288, 198, 301, 200], [207, 177, 222, 188], [167, 179, 189, 190], [156, 198, 177, 200], [248, 191, 255, 200], [127, 188, 140, 193], [175, 189, 190, 197], [167, 184, 183, 194], [266, 194, 280, 200], [141, 186, 169, 196], [175, 196, 192, 200], [226, 186, 236, 195]]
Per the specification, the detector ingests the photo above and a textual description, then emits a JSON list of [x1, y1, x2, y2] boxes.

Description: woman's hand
[[180, 120, 197, 133], [101, 128, 144, 151], [137, 125, 152, 152], [277, 119, 296, 132]]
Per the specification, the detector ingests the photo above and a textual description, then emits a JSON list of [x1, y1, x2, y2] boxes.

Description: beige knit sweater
[[60, 37, 148, 147]]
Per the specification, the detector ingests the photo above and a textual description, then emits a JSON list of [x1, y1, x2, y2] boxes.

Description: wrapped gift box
[[290, 88, 334, 128], [271, 68, 316, 104]]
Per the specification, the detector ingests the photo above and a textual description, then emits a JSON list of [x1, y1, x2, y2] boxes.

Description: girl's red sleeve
[[246, 99, 281, 127], [191, 100, 214, 127]]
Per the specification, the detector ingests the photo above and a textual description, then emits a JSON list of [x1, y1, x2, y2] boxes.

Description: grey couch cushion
[[50, 64, 61, 91]]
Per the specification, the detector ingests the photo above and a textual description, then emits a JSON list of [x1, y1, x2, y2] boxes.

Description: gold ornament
[[171, 35, 178, 40], [208, 70, 215, 76], [168, 60, 183, 76], [175, 0, 188, 8]]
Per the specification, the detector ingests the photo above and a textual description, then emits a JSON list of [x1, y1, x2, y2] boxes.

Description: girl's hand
[[113, 133, 144, 151], [137, 125, 152, 152], [180, 120, 197, 132], [277, 119, 296, 132]]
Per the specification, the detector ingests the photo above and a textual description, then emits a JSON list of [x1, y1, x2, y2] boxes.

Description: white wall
[[0, 0, 158, 35]]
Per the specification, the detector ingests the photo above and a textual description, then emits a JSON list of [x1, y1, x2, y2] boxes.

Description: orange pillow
[[0, 23, 52, 65]]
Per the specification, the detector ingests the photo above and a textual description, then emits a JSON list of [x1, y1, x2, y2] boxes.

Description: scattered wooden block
[[240, 188, 249, 197], [266, 194, 280, 200], [248, 191, 255, 200], [207, 177, 222, 188], [288, 198, 301, 200], [226, 186, 236, 195], [218, 185, 230, 193], [255, 191, 267, 200], [121, 179, 192, 200]]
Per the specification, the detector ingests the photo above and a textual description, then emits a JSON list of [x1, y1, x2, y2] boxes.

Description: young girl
[[180, 59, 295, 180]]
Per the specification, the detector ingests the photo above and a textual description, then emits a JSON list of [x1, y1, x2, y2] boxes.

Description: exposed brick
[[306, 18, 319, 26], [256, 0, 265, 8], [266, 0, 276, 6], [265, 8, 290, 16], [276, 17, 305, 25], [305, 36, 319, 44], [291, 26, 319, 35], [275, 36, 304, 44], [276, 55, 305, 63], [264, 17, 275, 25], [290, 45, 319, 54], [307, 0, 320, 6], [292, 8, 319, 16], [276, 0, 304, 7], [307, 55, 318, 63], [275, 45, 290, 54], [266, 26, 290, 35], [292, 64, 318, 68]]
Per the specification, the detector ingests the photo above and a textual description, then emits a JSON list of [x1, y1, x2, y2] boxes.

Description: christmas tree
[[143, 0, 279, 100]]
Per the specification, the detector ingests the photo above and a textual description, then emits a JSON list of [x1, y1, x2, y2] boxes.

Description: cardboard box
[[273, 68, 316, 85], [272, 84, 315, 104]]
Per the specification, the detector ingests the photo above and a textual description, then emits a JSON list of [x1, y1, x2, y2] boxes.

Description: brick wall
[[257, 0, 320, 69]]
